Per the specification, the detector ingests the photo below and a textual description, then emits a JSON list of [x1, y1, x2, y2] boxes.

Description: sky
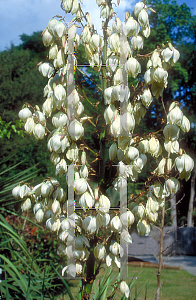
[[0, 0, 196, 52]]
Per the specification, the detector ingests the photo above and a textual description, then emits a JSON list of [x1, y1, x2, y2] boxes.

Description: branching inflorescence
[[12, 0, 194, 298]]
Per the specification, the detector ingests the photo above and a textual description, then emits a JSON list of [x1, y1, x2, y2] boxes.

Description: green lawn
[[58, 264, 196, 300]]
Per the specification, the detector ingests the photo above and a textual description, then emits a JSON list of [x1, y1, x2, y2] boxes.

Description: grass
[[57, 263, 196, 300]]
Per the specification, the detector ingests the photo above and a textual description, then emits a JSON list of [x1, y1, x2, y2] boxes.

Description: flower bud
[[109, 143, 117, 161]]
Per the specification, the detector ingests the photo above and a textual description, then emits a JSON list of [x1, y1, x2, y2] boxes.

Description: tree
[[9, 1, 194, 299]]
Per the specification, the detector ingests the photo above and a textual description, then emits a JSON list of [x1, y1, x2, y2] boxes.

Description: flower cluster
[[14, 0, 194, 298]]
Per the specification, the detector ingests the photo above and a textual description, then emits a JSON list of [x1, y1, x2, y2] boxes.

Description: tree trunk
[[170, 193, 177, 228], [187, 165, 196, 227]]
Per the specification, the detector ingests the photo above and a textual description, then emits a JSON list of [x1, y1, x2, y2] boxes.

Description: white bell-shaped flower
[[39, 62, 54, 78], [124, 17, 140, 37], [109, 242, 124, 257], [134, 1, 146, 17], [55, 159, 67, 177], [109, 33, 120, 53], [49, 43, 58, 60], [74, 178, 87, 195], [79, 191, 94, 211], [25, 117, 35, 134], [151, 50, 162, 68], [126, 57, 141, 78], [42, 28, 54, 46], [68, 119, 84, 141], [21, 198, 31, 212], [94, 244, 106, 260], [141, 88, 152, 108], [149, 137, 162, 157], [153, 67, 168, 88], [138, 9, 149, 27], [142, 25, 151, 38], [48, 18, 58, 34], [163, 177, 180, 197], [66, 143, 79, 162], [120, 281, 130, 298], [19, 108, 32, 122], [167, 106, 183, 126], [53, 22, 67, 38], [121, 112, 135, 133], [137, 220, 150, 236], [163, 124, 180, 141], [83, 216, 97, 234], [109, 143, 117, 161], [110, 216, 122, 232], [120, 210, 135, 227], [35, 209, 44, 223], [152, 182, 163, 198], [52, 112, 67, 128], [146, 196, 159, 214], [42, 97, 54, 118], [131, 35, 143, 50], [63, 0, 72, 12], [33, 124, 45, 140], [153, 158, 166, 175], [112, 17, 122, 33], [126, 146, 139, 161], [104, 87, 113, 105], [175, 154, 194, 181], [99, 195, 110, 214], [138, 139, 149, 153], [180, 115, 190, 133]]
